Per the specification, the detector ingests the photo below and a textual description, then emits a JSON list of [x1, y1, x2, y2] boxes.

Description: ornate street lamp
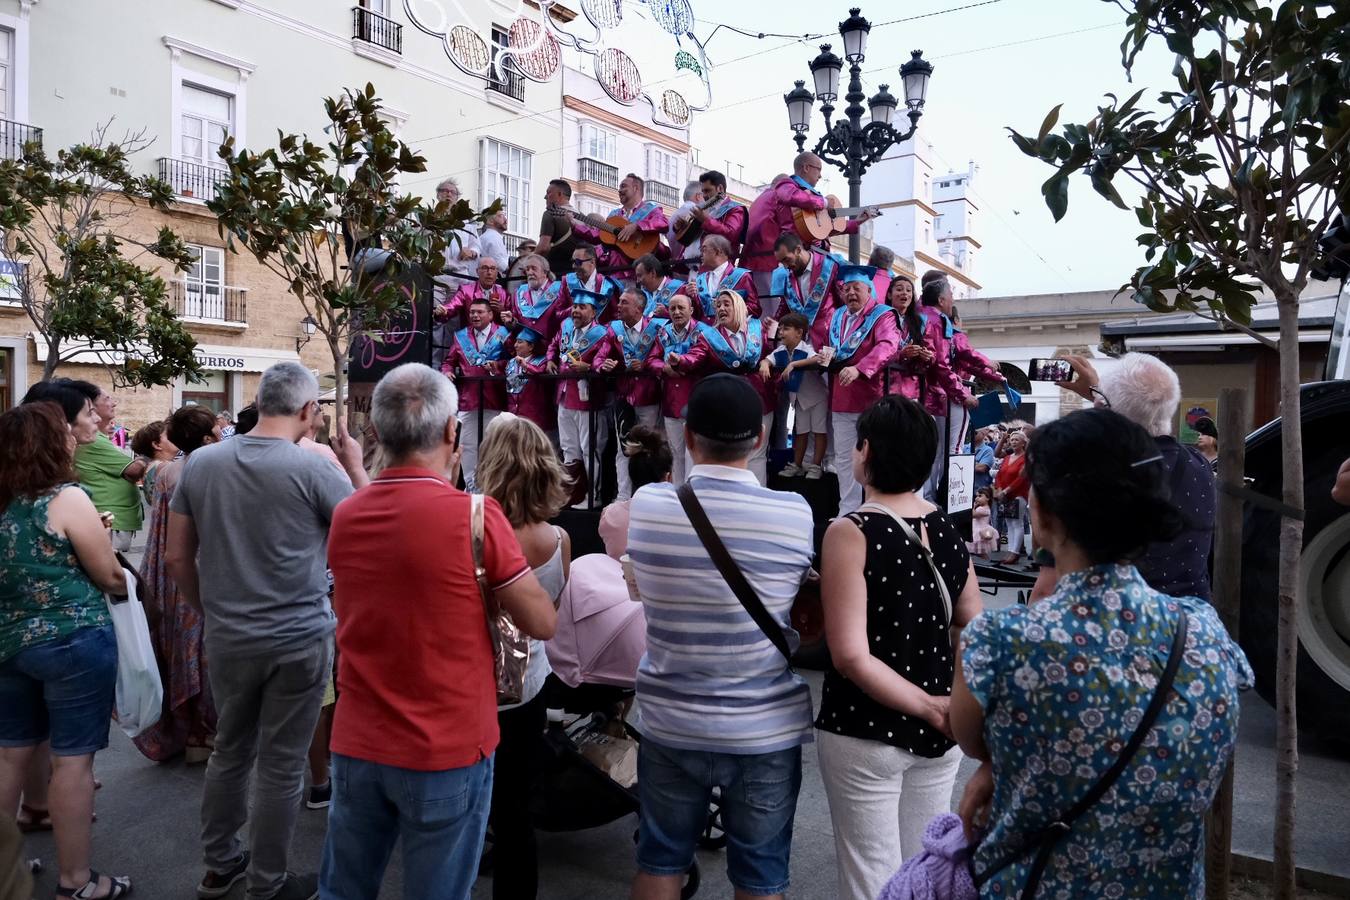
[[783, 8, 933, 262]]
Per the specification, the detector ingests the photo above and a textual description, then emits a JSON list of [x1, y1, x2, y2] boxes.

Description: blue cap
[[515, 326, 542, 345], [571, 289, 604, 308], [837, 264, 877, 285]]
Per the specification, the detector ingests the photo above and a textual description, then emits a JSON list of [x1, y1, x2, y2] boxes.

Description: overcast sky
[[686, 0, 1179, 297]]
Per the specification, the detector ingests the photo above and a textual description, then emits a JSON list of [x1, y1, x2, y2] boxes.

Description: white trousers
[[559, 407, 608, 505], [817, 730, 963, 900], [664, 417, 692, 486], [456, 408, 500, 492], [924, 414, 948, 504], [616, 405, 661, 501], [832, 411, 862, 515], [946, 402, 970, 454], [748, 412, 774, 486]]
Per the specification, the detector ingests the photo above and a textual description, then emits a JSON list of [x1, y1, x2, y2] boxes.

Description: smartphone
[[1029, 358, 1074, 383], [453, 420, 463, 452]]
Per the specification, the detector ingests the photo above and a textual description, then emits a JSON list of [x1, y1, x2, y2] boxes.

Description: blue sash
[[515, 281, 562, 320], [658, 322, 698, 356], [828, 304, 892, 362], [643, 278, 685, 317], [791, 174, 822, 197], [560, 318, 608, 364], [771, 253, 838, 326], [614, 200, 660, 223], [697, 318, 763, 370], [564, 272, 617, 315], [696, 266, 750, 300], [454, 326, 508, 367], [708, 196, 741, 220], [505, 356, 546, 395], [611, 318, 667, 365]]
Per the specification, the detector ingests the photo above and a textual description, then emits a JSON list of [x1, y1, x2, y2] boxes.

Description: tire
[[698, 789, 728, 851], [1239, 380, 1350, 747]]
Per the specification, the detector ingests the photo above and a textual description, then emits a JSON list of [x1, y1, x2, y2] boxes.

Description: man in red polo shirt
[[321, 363, 557, 900]]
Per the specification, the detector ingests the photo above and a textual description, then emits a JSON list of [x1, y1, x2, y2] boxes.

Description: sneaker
[[779, 463, 803, 478], [266, 873, 319, 900], [305, 781, 331, 810], [805, 464, 824, 480], [198, 851, 250, 899]]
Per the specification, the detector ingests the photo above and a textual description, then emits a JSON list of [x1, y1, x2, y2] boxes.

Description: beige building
[[0, 0, 568, 427]]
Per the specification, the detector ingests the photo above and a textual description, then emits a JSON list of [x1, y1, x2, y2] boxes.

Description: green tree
[[0, 124, 200, 385], [208, 83, 495, 415], [1008, 3, 1349, 896]]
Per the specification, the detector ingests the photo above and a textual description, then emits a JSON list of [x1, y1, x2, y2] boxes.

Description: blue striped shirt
[[628, 465, 815, 754]]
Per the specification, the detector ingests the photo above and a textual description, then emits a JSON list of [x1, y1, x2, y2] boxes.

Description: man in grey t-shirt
[[168, 362, 367, 900]]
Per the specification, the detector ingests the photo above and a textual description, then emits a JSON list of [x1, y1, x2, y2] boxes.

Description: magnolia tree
[[1008, 2, 1349, 896], [209, 83, 495, 415], [0, 124, 200, 385]]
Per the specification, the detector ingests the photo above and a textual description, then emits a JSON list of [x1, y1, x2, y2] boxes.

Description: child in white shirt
[[760, 312, 829, 478]]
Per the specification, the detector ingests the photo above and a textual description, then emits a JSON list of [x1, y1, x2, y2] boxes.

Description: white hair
[[436, 177, 459, 193], [682, 181, 702, 202], [1098, 352, 1181, 437], [256, 362, 318, 416], [371, 363, 460, 456]]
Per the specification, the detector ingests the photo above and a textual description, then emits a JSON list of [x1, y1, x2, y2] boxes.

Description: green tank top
[[0, 486, 109, 664]]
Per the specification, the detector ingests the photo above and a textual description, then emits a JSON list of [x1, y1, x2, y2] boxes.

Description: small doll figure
[[971, 488, 1000, 556]]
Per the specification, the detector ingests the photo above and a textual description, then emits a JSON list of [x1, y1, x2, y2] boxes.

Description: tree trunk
[[41, 338, 59, 381], [1272, 295, 1304, 900], [329, 336, 347, 432]]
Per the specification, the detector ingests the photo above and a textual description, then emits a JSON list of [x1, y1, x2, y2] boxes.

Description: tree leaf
[[1041, 174, 1069, 222], [1038, 104, 1063, 142]]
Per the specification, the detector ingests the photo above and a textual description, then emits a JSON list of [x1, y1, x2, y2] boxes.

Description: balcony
[[170, 280, 247, 326], [158, 158, 228, 201], [352, 7, 402, 55], [504, 233, 530, 254], [579, 158, 618, 190], [647, 180, 680, 208], [0, 119, 43, 161], [487, 65, 525, 102]]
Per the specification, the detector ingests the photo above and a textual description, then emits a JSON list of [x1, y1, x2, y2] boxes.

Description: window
[[361, 0, 390, 14], [0, 28, 11, 121], [647, 147, 679, 186], [480, 138, 533, 236], [0, 255, 20, 302], [184, 245, 225, 317], [580, 123, 617, 164], [487, 26, 524, 100], [180, 84, 232, 168], [182, 371, 229, 412]]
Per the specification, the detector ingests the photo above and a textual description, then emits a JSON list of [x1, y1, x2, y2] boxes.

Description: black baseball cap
[[1192, 416, 1218, 439], [686, 374, 762, 442]]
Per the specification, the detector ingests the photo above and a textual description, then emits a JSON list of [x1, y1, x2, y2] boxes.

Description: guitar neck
[[830, 200, 908, 217]]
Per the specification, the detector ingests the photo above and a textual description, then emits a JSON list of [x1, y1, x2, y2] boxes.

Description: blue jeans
[[637, 738, 802, 896], [0, 625, 116, 756], [319, 753, 494, 900]]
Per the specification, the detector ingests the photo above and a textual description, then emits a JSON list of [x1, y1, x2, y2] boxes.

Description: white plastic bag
[[106, 568, 162, 738]]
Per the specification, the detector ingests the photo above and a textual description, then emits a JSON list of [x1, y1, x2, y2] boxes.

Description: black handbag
[[974, 610, 1190, 899]]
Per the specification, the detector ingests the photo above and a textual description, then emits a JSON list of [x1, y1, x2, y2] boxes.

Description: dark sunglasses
[[570, 259, 590, 267]]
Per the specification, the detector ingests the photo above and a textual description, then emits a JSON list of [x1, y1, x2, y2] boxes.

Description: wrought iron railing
[[647, 180, 680, 208], [488, 65, 525, 101], [0, 119, 43, 160], [352, 7, 402, 54], [170, 280, 247, 324], [578, 158, 618, 189], [158, 158, 228, 201]]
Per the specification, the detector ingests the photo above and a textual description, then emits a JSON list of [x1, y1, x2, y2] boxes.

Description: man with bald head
[[742, 153, 876, 304]]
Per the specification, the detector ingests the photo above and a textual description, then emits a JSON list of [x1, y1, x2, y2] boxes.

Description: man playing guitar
[[573, 173, 670, 284], [673, 170, 748, 263], [742, 152, 876, 293]]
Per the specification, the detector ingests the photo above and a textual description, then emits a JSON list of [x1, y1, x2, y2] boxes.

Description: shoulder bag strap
[[856, 503, 953, 627], [976, 609, 1190, 898], [676, 481, 793, 662], [470, 493, 492, 612]]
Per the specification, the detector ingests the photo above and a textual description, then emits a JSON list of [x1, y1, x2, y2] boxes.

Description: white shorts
[[793, 397, 828, 435]]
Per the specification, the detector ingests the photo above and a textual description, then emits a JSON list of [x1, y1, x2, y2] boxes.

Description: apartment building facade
[[0, 0, 563, 424]]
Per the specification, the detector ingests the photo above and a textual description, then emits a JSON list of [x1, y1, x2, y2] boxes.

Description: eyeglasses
[[571, 259, 590, 267]]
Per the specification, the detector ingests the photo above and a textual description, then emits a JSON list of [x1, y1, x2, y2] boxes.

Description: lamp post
[[783, 7, 933, 262]]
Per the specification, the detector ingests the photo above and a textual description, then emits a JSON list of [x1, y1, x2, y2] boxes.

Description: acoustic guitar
[[672, 192, 726, 245], [583, 213, 661, 261], [792, 199, 909, 243]]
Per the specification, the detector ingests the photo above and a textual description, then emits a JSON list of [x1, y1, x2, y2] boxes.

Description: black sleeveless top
[[815, 508, 970, 758]]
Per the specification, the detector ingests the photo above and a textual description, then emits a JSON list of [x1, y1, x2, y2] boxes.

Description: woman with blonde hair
[[474, 413, 571, 900], [664, 288, 776, 483]]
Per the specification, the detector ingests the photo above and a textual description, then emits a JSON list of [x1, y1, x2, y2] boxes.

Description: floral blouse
[[961, 564, 1253, 899], [0, 487, 109, 664]]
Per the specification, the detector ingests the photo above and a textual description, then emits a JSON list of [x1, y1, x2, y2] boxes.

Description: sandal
[[57, 870, 131, 899], [16, 803, 51, 833]]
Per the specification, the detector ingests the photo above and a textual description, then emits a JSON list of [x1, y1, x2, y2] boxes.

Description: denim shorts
[[637, 737, 802, 896], [0, 625, 117, 756]]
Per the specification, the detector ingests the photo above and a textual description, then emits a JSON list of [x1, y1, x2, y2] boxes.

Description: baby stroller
[[529, 553, 723, 899]]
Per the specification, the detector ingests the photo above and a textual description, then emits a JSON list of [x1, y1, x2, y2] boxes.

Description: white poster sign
[[946, 454, 975, 514]]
